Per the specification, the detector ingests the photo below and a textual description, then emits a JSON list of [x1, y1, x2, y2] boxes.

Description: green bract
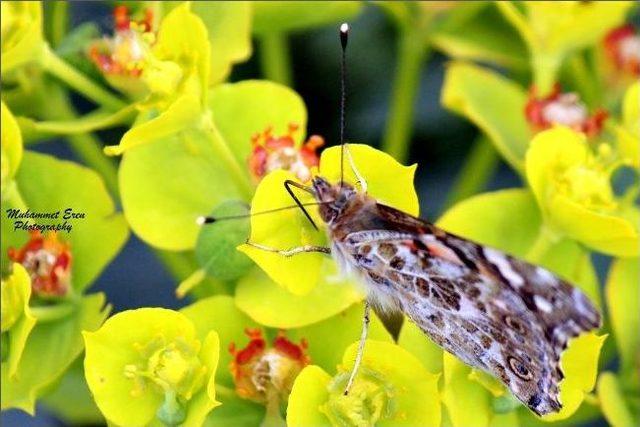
[[2, 293, 109, 413], [442, 62, 529, 174], [0, 1, 44, 73], [0, 264, 36, 376], [0, 101, 23, 198], [239, 144, 418, 295], [83, 308, 220, 427], [287, 340, 441, 427], [597, 372, 638, 427], [236, 268, 363, 328], [1, 152, 129, 292], [497, 1, 633, 94], [605, 258, 639, 379], [119, 80, 305, 250], [615, 81, 640, 168], [252, 1, 362, 35], [526, 126, 639, 257]]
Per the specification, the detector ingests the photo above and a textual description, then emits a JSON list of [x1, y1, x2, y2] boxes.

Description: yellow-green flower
[[239, 144, 418, 295], [526, 126, 639, 256], [83, 308, 220, 426], [287, 340, 441, 427]]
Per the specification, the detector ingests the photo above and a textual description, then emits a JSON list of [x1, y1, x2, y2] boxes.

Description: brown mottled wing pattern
[[332, 203, 600, 416]]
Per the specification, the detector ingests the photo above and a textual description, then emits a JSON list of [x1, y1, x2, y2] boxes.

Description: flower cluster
[[248, 123, 324, 183], [8, 231, 72, 298], [604, 24, 640, 76], [89, 6, 156, 78], [229, 329, 309, 404], [525, 84, 607, 137]]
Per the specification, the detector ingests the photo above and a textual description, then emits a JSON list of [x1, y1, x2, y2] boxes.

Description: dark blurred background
[[3, 2, 532, 426]]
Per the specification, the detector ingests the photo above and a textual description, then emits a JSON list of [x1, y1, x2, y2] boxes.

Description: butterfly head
[[311, 176, 357, 224]]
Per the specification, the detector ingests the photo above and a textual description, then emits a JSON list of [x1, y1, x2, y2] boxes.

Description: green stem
[[3, 181, 28, 211], [41, 46, 126, 111], [259, 32, 293, 86], [201, 118, 254, 200], [30, 302, 76, 322], [381, 29, 428, 162], [496, 1, 535, 49], [214, 384, 237, 400], [443, 136, 499, 210], [567, 53, 599, 107], [46, 85, 121, 198], [526, 226, 556, 263], [154, 250, 200, 283], [20, 104, 136, 141], [45, 1, 69, 48]]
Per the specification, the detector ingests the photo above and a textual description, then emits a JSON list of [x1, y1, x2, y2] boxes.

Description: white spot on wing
[[534, 295, 553, 313], [484, 248, 524, 287]]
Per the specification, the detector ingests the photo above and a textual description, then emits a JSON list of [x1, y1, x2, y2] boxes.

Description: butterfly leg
[[344, 301, 370, 395], [245, 241, 331, 257]]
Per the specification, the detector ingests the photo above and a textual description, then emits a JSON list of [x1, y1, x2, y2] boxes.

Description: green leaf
[[235, 267, 363, 328], [209, 80, 307, 165], [0, 1, 44, 73], [195, 201, 253, 282], [1, 102, 23, 194], [442, 62, 529, 173], [1, 152, 129, 292], [1, 293, 109, 413], [598, 372, 638, 427], [83, 308, 220, 427], [119, 127, 244, 250], [1, 264, 36, 377], [190, 2, 252, 84], [287, 302, 393, 373], [252, 1, 362, 35], [606, 258, 640, 376]]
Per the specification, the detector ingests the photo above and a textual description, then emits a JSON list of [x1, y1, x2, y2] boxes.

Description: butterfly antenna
[[339, 23, 348, 188], [338, 23, 367, 193], [196, 201, 328, 226]]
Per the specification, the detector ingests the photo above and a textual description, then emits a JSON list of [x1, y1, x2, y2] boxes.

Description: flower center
[[8, 231, 72, 298], [321, 368, 396, 427], [248, 124, 324, 183], [556, 165, 616, 212], [230, 329, 309, 404]]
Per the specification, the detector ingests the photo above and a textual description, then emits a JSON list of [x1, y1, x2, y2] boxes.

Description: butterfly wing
[[334, 203, 600, 416]]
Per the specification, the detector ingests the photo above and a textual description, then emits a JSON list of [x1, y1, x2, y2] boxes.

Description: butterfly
[[201, 23, 601, 417], [306, 175, 600, 416]]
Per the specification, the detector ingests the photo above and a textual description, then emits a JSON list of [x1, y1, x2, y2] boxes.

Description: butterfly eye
[[508, 356, 533, 381]]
